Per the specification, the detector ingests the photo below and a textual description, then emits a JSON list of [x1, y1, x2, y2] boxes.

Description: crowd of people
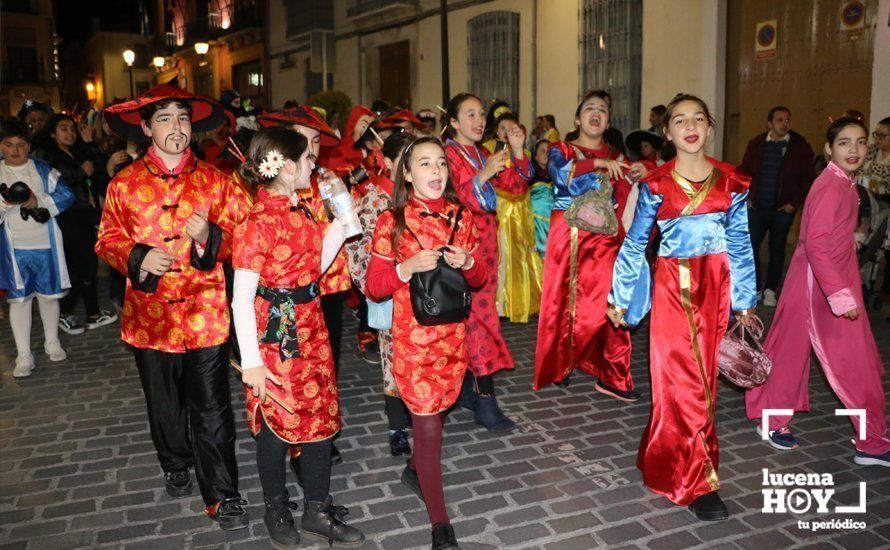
[[1, 83, 889, 550]]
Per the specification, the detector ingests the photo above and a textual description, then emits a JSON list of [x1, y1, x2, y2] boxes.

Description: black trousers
[[321, 291, 346, 375], [748, 206, 795, 292], [58, 208, 100, 317], [134, 345, 239, 506]]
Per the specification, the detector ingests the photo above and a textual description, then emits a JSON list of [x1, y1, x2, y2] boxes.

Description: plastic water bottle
[[318, 169, 362, 237]]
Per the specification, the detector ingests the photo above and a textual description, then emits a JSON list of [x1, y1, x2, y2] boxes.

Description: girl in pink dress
[[745, 118, 890, 467]]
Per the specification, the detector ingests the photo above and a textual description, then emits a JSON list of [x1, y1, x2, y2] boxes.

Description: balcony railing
[[346, 0, 419, 20], [178, 0, 263, 46]]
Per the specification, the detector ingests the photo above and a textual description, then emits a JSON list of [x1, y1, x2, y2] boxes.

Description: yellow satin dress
[[483, 140, 544, 322]]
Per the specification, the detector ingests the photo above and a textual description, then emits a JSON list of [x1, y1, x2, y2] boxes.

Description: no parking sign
[[755, 19, 778, 60]]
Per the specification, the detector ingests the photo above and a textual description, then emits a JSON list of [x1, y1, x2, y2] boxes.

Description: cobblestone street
[[1, 298, 889, 549]]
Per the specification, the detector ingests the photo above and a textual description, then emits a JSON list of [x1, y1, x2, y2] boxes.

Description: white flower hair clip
[[258, 150, 286, 179]]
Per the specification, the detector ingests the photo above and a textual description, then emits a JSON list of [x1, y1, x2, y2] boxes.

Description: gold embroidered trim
[[678, 259, 713, 415], [673, 168, 721, 217], [700, 434, 720, 491], [567, 226, 580, 371]]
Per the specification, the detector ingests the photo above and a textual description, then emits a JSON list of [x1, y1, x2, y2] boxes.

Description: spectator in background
[[17, 100, 52, 137], [528, 139, 554, 258], [32, 114, 118, 334], [648, 104, 666, 134], [739, 106, 815, 307], [541, 114, 560, 143]]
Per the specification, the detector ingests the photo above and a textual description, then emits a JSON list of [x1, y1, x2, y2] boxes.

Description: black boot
[[432, 523, 460, 549], [263, 492, 300, 549], [400, 460, 423, 499], [454, 371, 478, 411], [688, 491, 729, 521], [474, 394, 517, 432], [301, 495, 365, 547], [389, 428, 412, 456]]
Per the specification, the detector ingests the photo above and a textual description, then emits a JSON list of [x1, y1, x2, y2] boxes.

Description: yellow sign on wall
[[755, 19, 778, 60]]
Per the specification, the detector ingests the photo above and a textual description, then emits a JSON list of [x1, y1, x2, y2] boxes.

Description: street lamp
[[123, 49, 135, 99], [85, 81, 96, 102], [194, 42, 209, 55], [152, 56, 166, 71]]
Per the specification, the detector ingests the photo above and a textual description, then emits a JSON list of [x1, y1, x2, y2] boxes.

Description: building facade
[[0, 0, 61, 117], [267, 0, 886, 160]]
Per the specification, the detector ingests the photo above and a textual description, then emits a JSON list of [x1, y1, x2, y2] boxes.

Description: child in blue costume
[[1, 118, 74, 378]]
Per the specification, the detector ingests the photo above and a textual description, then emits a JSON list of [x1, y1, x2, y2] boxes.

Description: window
[[467, 11, 520, 110], [579, 0, 642, 132], [284, 0, 333, 38], [232, 59, 264, 109]]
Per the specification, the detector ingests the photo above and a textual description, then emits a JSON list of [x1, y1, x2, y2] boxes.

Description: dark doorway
[[378, 41, 410, 108]]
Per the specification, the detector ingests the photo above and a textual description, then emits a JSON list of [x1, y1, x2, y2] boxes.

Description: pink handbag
[[717, 315, 772, 388]]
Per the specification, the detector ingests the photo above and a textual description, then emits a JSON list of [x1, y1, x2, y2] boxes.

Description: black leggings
[[384, 394, 409, 430], [256, 415, 332, 501], [58, 207, 100, 317]]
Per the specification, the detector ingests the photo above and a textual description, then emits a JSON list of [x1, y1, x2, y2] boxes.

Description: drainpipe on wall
[[530, 0, 537, 125], [358, 34, 364, 105], [440, 0, 450, 105]]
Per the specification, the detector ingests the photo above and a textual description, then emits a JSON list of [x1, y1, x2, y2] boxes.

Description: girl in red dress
[[533, 90, 647, 399], [441, 93, 531, 432], [231, 127, 363, 548], [366, 137, 486, 550]]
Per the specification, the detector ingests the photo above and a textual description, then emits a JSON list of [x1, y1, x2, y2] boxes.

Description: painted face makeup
[[294, 125, 321, 162], [144, 103, 192, 156], [406, 142, 450, 201]]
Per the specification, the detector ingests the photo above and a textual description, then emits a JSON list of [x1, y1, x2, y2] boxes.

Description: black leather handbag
[[403, 206, 472, 326]]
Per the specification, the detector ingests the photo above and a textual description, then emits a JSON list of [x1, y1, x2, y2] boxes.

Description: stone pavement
[[1, 299, 889, 550]]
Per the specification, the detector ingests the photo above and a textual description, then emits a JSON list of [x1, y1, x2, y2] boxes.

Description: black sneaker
[[389, 429, 411, 457], [594, 380, 641, 402], [59, 315, 85, 335], [85, 310, 118, 330], [400, 461, 423, 499], [164, 470, 192, 497], [688, 491, 729, 521], [207, 496, 250, 530]]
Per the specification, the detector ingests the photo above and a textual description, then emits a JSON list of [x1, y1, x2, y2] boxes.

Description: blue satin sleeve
[[609, 183, 662, 326], [725, 190, 757, 311], [472, 174, 498, 212], [549, 147, 604, 211]]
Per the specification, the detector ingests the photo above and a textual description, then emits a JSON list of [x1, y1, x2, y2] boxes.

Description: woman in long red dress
[[366, 137, 486, 549], [441, 92, 531, 432], [533, 90, 645, 400], [607, 95, 758, 521], [231, 127, 363, 548]]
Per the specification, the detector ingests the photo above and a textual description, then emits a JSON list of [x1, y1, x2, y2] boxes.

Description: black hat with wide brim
[[625, 129, 664, 157], [104, 83, 232, 142]]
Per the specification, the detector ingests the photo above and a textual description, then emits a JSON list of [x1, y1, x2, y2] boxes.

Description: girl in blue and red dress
[[441, 93, 532, 432], [608, 94, 758, 520], [365, 136, 485, 549], [533, 90, 648, 398], [231, 127, 363, 548]]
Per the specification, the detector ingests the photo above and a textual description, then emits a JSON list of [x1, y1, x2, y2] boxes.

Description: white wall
[[871, 0, 890, 123], [640, 0, 727, 156]]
